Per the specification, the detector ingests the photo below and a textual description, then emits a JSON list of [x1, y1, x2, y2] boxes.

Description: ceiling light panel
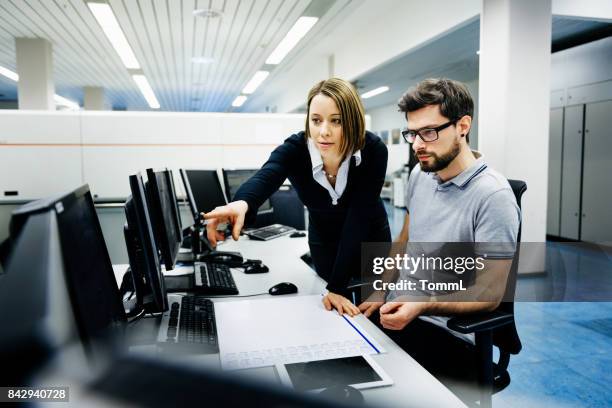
[[232, 95, 247, 107], [361, 86, 389, 99], [87, 2, 141, 70], [132, 74, 160, 109], [242, 71, 269, 94], [0, 66, 19, 82], [266, 16, 318, 65]]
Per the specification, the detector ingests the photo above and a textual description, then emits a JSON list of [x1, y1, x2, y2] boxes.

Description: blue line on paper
[[342, 315, 380, 354]]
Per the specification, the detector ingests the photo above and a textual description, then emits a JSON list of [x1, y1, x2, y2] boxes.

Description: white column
[[15, 38, 55, 110], [478, 0, 552, 244], [83, 86, 106, 110]]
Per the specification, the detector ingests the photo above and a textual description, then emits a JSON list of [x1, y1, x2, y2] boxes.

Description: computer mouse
[[268, 282, 298, 295], [290, 231, 306, 238], [318, 385, 364, 404], [244, 263, 269, 274]]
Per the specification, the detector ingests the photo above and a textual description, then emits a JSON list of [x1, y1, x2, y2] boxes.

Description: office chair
[[446, 179, 526, 408], [269, 185, 306, 230]]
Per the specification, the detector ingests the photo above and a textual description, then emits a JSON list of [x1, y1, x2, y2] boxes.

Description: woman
[[204, 78, 391, 316]]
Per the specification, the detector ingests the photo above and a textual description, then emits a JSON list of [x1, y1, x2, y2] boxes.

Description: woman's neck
[[322, 154, 342, 175]]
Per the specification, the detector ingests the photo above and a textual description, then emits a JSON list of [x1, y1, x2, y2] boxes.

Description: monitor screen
[[184, 170, 227, 214], [179, 168, 200, 223], [125, 174, 168, 314], [223, 169, 272, 212], [145, 169, 181, 271], [166, 169, 183, 236], [40, 185, 126, 354]]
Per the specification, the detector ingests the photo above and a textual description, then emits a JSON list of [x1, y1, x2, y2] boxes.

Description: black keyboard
[[160, 295, 218, 353], [246, 224, 295, 241], [194, 262, 238, 295]]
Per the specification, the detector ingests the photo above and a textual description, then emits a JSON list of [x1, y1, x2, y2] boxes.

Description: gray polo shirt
[[405, 153, 520, 246]]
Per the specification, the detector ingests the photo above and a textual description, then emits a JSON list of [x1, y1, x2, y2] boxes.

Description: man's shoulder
[[469, 165, 513, 199]]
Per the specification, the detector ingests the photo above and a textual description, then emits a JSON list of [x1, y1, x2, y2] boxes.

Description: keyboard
[[245, 224, 295, 241], [194, 262, 238, 295], [157, 295, 218, 353]]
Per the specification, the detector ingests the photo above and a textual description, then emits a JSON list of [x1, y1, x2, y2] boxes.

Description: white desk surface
[[114, 234, 466, 408]]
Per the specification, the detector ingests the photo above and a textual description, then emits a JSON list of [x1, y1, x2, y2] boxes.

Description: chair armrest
[[447, 310, 514, 334]]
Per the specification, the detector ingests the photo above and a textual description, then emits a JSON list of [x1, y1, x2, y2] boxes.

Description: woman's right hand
[[202, 200, 249, 247]]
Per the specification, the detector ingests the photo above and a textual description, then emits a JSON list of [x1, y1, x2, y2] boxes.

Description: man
[[358, 78, 520, 394]]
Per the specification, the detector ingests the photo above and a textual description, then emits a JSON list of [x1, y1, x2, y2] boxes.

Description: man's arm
[[358, 213, 410, 316], [379, 257, 513, 330]]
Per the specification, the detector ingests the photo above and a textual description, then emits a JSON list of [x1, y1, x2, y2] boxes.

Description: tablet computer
[[276, 355, 393, 392]]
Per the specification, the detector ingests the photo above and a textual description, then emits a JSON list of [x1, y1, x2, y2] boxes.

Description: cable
[[205, 292, 269, 298], [127, 308, 146, 324]]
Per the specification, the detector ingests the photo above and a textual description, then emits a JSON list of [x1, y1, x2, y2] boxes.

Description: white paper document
[[214, 295, 385, 370]]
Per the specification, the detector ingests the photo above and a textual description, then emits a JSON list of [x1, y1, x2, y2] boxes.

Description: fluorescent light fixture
[[232, 95, 247, 107], [242, 71, 269, 94], [193, 8, 223, 19], [132, 74, 160, 109], [265, 16, 318, 65], [54, 94, 80, 110], [0, 65, 19, 81], [361, 86, 389, 99], [88, 2, 140, 69], [191, 56, 215, 64]]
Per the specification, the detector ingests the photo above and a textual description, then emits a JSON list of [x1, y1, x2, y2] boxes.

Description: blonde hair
[[305, 78, 366, 161]]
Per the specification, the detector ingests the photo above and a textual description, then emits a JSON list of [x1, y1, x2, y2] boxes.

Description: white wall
[[0, 111, 304, 200]]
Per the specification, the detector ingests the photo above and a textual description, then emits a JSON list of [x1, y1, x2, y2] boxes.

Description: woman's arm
[[232, 134, 302, 225], [326, 137, 389, 293]]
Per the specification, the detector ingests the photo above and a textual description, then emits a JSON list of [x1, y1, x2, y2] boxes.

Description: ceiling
[[0, 2, 610, 112], [0, 0, 340, 111], [350, 15, 612, 112]]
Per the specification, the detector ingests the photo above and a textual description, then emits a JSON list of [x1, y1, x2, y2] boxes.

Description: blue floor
[[383, 202, 612, 408]]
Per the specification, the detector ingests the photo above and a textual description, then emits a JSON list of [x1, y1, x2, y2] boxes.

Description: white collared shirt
[[307, 138, 361, 205]]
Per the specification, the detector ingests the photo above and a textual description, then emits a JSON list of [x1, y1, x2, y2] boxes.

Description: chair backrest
[[493, 179, 526, 355], [507, 180, 527, 241], [269, 186, 306, 230]]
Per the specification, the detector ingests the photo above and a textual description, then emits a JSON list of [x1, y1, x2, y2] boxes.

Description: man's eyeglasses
[[401, 119, 458, 144]]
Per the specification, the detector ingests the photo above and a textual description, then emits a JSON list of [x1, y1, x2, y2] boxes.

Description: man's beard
[[417, 139, 461, 172]]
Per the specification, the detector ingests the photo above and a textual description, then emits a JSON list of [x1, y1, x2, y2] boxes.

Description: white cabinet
[[581, 100, 612, 243], [560, 105, 584, 240], [547, 108, 563, 236]]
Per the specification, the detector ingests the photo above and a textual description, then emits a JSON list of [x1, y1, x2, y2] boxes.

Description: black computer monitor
[[124, 173, 168, 314], [5, 185, 127, 359], [222, 169, 272, 213], [0, 208, 71, 383], [183, 169, 227, 214], [179, 168, 200, 223], [145, 168, 181, 271], [166, 169, 183, 236]]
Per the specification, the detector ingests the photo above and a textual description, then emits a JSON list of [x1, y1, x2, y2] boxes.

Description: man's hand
[[358, 301, 384, 318], [357, 291, 386, 317], [379, 302, 426, 330], [202, 200, 248, 247], [322, 292, 360, 317]]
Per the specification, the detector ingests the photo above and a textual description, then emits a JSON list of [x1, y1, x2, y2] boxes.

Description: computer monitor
[[222, 169, 272, 213], [0, 208, 73, 384], [179, 168, 200, 223], [4, 185, 126, 360], [183, 169, 227, 214], [145, 168, 181, 271], [124, 173, 168, 314], [166, 169, 183, 236]]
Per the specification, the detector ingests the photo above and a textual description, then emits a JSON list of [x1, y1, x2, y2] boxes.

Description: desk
[[116, 234, 466, 408]]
